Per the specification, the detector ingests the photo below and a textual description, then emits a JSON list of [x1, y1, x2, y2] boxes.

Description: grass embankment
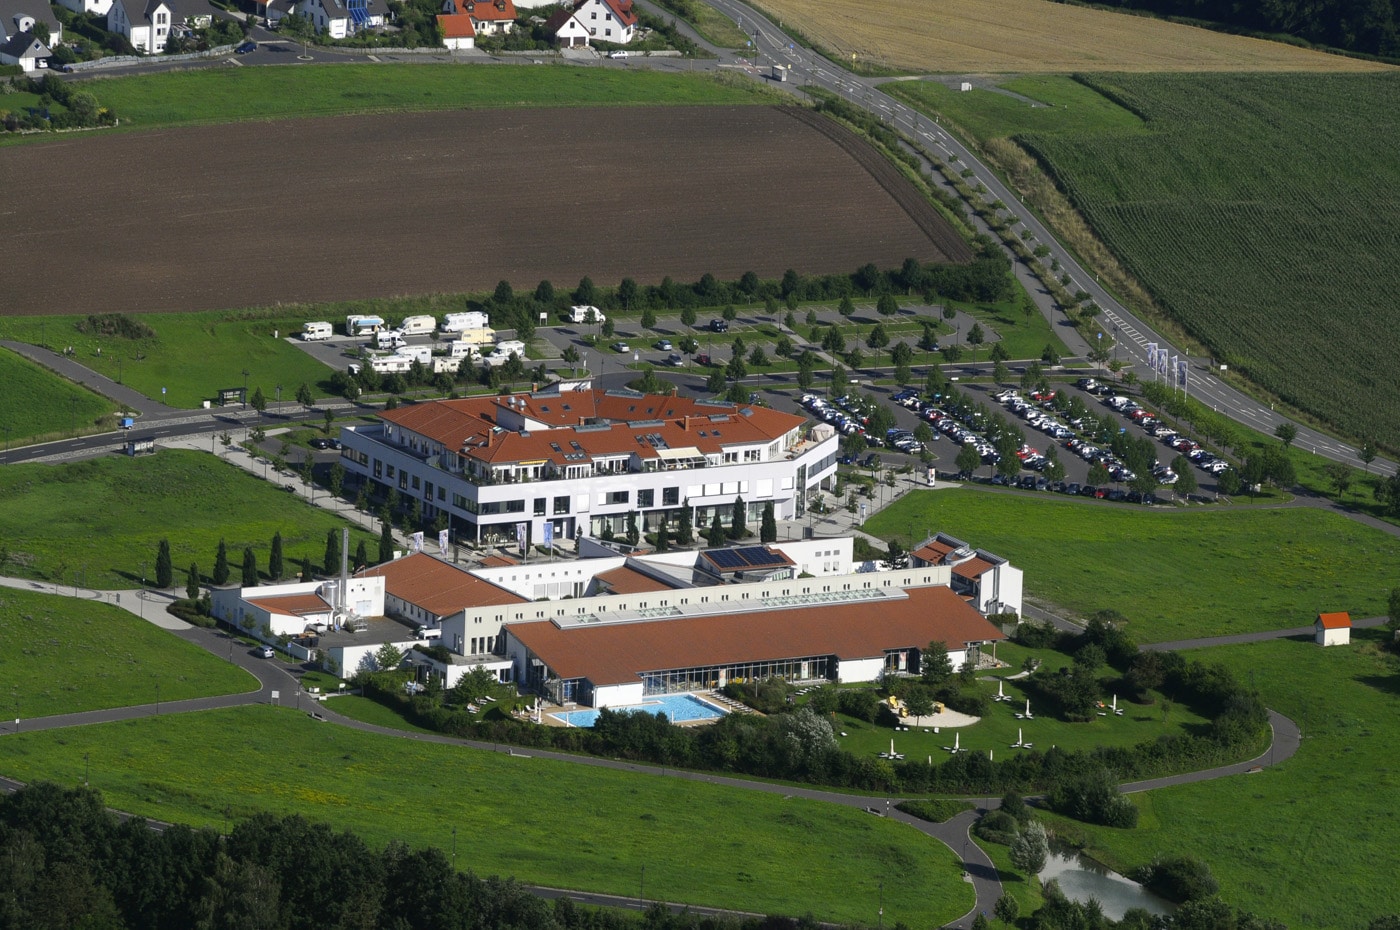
[[0, 310, 341, 411], [752, 0, 1386, 72], [891, 71, 1400, 450], [864, 489, 1398, 642], [1052, 629, 1400, 930], [0, 588, 255, 718], [0, 348, 117, 444], [0, 705, 973, 927], [0, 449, 375, 589], [78, 64, 771, 130]]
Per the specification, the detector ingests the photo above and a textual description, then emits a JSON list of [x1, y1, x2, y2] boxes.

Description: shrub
[[973, 809, 1020, 845], [1046, 767, 1139, 828], [896, 798, 973, 823], [1129, 855, 1219, 903]]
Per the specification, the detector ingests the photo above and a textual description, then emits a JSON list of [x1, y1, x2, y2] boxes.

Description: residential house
[[295, 0, 385, 39], [437, 0, 514, 47], [544, 0, 633, 46], [55, 0, 113, 18], [1315, 611, 1351, 646], [107, 0, 196, 53], [0, 30, 48, 70], [0, 1, 62, 47]]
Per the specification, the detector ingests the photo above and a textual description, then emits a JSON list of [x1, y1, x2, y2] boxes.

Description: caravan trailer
[[399, 315, 436, 336], [345, 315, 386, 337], [441, 311, 489, 333]]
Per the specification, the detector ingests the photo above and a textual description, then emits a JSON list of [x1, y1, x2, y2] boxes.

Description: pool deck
[[538, 692, 731, 727]]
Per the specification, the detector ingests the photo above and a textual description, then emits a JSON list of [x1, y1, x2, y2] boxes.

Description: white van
[[376, 330, 406, 350]]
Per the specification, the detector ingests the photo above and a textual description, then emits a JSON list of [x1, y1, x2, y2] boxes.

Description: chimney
[[682, 416, 691, 431]]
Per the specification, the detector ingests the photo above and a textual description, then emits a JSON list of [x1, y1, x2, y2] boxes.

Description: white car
[[609, 50, 629, 59], [258, 645, 275, 659]]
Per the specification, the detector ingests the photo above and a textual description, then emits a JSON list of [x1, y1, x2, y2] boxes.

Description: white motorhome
[[493, 340, 526, 357], [432, 356, 464, 375], [376, 330, 406, 349], [349, 355, 414, 375], [399, 315, 436, 336], [447, 340, 482, 359], [455, 327, 496, 346], [346, 315, 386, 336], [395, 345, 433, 363], [441, 311, 490, 333], [570, 305, 605, 324], [301, 322, 333, 341]]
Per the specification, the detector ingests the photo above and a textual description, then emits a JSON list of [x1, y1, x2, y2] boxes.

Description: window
[[424, 481, 433, 500], [411, 475, 421, 490], [605, 27, 612, 35], [590, 10, 595, 17], [607, 490, 629, 505], [662, 486, 679, 506], [534, 498, 546, 516], [637, 489, 654, 508], [156, 11, 166, 22], [506, 499, 525, 513], [553, 495, 570, 514], [386, 465, 396, 480], [398, 472, 409, 490]]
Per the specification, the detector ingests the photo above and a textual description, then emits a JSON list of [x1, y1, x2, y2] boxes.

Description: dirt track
[[2, 105, 968, 315]]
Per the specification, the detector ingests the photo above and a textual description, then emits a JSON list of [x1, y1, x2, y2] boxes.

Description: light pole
[[140, 562, 146, 620], [276, 384, 282, 416], [155, 682, 160, 716], [878, 880, 884, 930], [452, 826, 457, 870], [639, 864, 645, 909], [69, 396, 78, 437], [241, 369, 250, 409], [84, 752, 89, 786], [117, 356, 123, 384]]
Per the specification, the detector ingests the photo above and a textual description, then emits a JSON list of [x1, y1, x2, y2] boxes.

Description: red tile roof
[[246, 593, 330, 616], [952, 557, 995, 581], [479, 554, 520, 568], [594, 565, 677, 594], [1317, 612, 1352, 629], [597, 0, 636, 27], [913, 540, 957, 565], [360, 552, 525, 617], [508, 585, 1004, 686], [378, 389, 805, 469], [437, 12, 476, 37]]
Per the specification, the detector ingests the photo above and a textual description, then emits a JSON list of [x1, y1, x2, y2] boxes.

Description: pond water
[[1038, 847, 1174, 921]]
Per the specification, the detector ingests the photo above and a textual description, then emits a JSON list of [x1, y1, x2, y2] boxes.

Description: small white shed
[[1315, 612, 1351, 647]]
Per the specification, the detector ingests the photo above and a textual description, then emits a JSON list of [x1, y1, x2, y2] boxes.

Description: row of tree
[[0, 783, 837, 930]]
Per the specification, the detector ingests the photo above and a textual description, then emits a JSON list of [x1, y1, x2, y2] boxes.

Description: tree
[[677, 500, 694, 546], [328, 462, 345, 500], [325, 529, 341, 574], [374, 643, 404, 672], [155, 539, 173, 589], [680, 305, 697, 328], [185, 563, 200, 602], [600, 318, 615, 339], [269, 532, 284, 581], [749, 346, 768, 367], [296, 382, 314, 409], [890, 340, 913, 369], [706, 512, 726, 549], [722, 304, 738, 322], [1009, 820, 1049, 875], [618, 276, 638, 310], [726, 355, 747, 382], [922, 641, 953, 685], [867, 323, 890, 352], [956, 442, 982, 477], [1274, 422, 1298, 448], [250, 387, 267, 415], [378, 520, 395, 564], [640, 307, 657, 330], [1216, 466, 1242, 497], [966, 322, 985, 366], [654, 521, 670, 552], [837, 295, 855, 317], [574, 276, 597, 306], [213, 539, 230, 586], [535, 279, 555, 304], [626, 511, 640, 546], [730, 496, 746, 539], [876, 294, 898, 316], [989, 342, 1009, 364], [355, 539, 369, 571], [994, 892, 1020, 925], [241, 548, 258, 587], [1088, 462, 1111, 487], [323, 408, 335, 435], [1172, 455, 1197, 498], [1359, 438, 1378, 473], [760, 501, 777, 543]]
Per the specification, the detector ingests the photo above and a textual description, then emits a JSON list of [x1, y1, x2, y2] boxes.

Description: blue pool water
[[552, 693, 727, 728]]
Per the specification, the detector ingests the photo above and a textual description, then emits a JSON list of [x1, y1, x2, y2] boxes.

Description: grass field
[[63, 64, 771, 133], [1047, 629, 1400, 930], [0, 705, 974, 927], [864, 489, 1398, 642], [754, 0, 1387, 72], [0, 449, 375, 589], [1013, 73, 1400, 448], [0, 348, 118, 443], [0, 588, 256, 718], [0, 310, 334, 411], [886, 76, 1147, 143]]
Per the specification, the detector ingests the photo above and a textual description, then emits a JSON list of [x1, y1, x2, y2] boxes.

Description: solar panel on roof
[[734, 546, 786, 568], [705, 548, 747, 570]]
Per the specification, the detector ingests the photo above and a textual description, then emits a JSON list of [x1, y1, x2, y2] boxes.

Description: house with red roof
[[544, 0, 635, 46], [1315, 611, 1351, 646], [437, 0, 515, 49], [911, 532, 1023, 617], [336, 380, 837, 550]]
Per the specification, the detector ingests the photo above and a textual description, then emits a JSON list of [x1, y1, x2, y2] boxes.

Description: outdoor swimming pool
[[551, 694, 727, 728]]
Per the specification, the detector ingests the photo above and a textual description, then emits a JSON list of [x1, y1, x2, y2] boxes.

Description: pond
[[1038, 846, 1174, 921]]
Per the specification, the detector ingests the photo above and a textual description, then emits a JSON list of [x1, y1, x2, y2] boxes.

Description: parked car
[[695, 353, 712, 366], [235, 40, 258, 54], [709, 319, 729, 333], [862, 454, 882, 469], [309, 437, 331, 450], [257, 645, 275, 658], [654, 339, 673, 351], [608, 50, 629, 59], [611, 341, 631, 353], [666, 353, 683, 366]]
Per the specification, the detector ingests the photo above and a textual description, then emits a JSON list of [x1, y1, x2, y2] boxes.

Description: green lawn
[[324, 694, 439, 735], [0, 705, 973, 927], [0, 310, 337, 411], [0, 588, 256, 718], [1049, 629, 1400, 930], [0, 348, 118, 444], [886, 76, 1146, 143], [0, 449, 376, 590], [72, 65, 770, 131], [864, 489, 1398, 642]]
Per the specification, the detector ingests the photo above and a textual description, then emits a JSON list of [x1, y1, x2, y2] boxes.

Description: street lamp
[[241, 369, 250, 409], [84, 752, 89, 786], [69, 396, 78, 437], [155, 682, 160, 716], [276, 384, 282, 416], [117, 356, 123, 384], [140, 561, 146, 620], [639, 864, 645, 908]]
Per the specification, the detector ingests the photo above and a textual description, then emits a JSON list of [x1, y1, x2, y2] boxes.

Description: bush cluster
[[74, 313, 156, 340]]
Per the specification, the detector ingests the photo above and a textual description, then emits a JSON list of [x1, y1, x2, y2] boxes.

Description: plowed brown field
[[4, 105, 968, 316]]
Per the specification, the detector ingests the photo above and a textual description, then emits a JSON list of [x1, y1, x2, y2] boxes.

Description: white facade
[[548, 11, 589, 46], [1315, 621, 1350, 646], [56, 0, 112, 16], [573, 0, 633, 43], [108, 0, 173, 53]]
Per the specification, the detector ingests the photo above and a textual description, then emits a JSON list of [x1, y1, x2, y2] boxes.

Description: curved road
[[0, 593, 1311, 928], [691, 0, 1393, 477]]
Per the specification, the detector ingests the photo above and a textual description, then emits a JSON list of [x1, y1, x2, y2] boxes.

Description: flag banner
[[1178, 360, 1189, 387], [438, 529, 449, 554], [543, 522, 554, 547], [516, 522, 527, 553], [411, 532, 424, 552]]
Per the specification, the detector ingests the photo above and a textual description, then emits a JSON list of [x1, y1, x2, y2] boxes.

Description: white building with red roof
[[336, 381, 837, 549], [1315, 611, 1351, 646], [437, 0, 515, 48], [910, 532, 1023, 617], [543, 0, 635, 46]]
